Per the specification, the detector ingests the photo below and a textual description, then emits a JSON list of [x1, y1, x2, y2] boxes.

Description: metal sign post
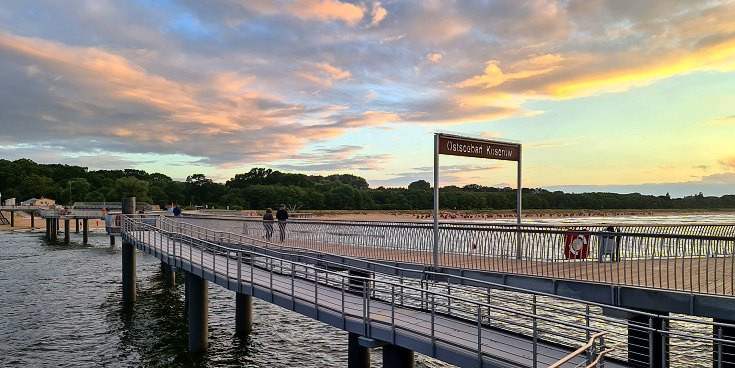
[[432, 133, 523, 271]]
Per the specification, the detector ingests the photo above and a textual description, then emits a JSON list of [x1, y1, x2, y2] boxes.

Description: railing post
[[713, 319, 735, 368], [628, 312, 668, 368]]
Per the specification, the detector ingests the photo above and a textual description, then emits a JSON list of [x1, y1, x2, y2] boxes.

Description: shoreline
[[3, 209, 733, 231], [309, 209, 735, 222], [0, 212, 107, 232]]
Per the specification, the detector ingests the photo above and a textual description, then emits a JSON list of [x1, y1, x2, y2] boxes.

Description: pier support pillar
[[10, 211, 14, 227], [45, 218, 50, 239], [82, 219, 89, 244], [161, 262, 176, 286], [628, 313, 668, 368], [75, 219, 79, 233], [348, 333, 370, 368], [50, 219, 58, 241], [713, 319, 735, 367], [121, 197, 136, 304], [30, 212, 35, 228], [382, 344, 413, 368], [64, 219, 70, 244], [187, 272, 208, 353], [235, 293, 253, 337]]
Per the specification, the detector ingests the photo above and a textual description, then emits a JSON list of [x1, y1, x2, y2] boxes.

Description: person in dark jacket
[[172, 205, 181, 217], [262, 208, 274, 241], [276, 204, 289, 242]]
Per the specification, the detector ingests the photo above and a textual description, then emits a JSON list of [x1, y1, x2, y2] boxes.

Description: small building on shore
[[21, 197, 55, 206]]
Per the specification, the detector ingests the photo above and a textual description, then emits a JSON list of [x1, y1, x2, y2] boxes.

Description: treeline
[[1, 159, 733, 211]]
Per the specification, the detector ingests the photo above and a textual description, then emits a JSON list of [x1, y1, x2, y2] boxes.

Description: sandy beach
[[310, 209, 735, 222], [0, 211, 107, 232]]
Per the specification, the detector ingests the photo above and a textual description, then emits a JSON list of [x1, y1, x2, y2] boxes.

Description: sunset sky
[[0, 1, 733, 197]]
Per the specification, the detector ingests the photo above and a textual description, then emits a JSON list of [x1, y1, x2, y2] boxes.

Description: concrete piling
[[121, 197, 136, 304], [82, 219, 88, 244], [347, 333, 370, 368], [382, 344, 414, 368], [235, 293, 253, 337], [64, 219, 70, 244], [187, 272, 208, 353], [161, 262, 176, 286]]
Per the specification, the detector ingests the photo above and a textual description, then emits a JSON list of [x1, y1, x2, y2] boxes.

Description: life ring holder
[[564, 228, 590, 259], [567, 233, 587, 255]]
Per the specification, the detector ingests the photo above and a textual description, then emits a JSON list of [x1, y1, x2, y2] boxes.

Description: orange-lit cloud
[[720, 157, 735, 170], [370, 2, 387, 27], [427, 52, 443, 63], [457, 54, 565, 89], [296, 62, 352, 87], [286, 0, 364, 26]]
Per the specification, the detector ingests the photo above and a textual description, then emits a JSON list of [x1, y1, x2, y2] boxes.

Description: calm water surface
[[0, 230, 448, 367]]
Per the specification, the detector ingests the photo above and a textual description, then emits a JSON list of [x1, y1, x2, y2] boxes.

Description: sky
[[0, 0, 734, 198]]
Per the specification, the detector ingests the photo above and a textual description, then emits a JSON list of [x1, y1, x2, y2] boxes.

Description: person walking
[[262, 208, 274, 241], [172, 205, 181, 217], [276, 204, 289, 242]]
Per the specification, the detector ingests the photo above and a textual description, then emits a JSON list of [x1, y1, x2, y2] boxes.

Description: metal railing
[[168, 215, 735, 296], [127, 215, 735, 367], [125, 216, 610, 367]]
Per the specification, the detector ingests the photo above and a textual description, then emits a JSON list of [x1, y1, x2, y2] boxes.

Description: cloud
[[0, 31, 371, 166], [275, 145, 393, 172], [296, 62, 352, 87], [427, 52, 443, 63], [1, 0, 735, 183], [457, 54, 565, 89], [368, 164, 505, 188], [370, 2, 387, 27], [711, 115, 735, 125], [286, 0, 365, 26], [720, 157, 735, 170]]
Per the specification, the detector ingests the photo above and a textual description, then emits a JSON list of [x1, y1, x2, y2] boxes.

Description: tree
[[115, 176, 150, 202], [408, 180, 431, 191], [326, 174, 369, 190]]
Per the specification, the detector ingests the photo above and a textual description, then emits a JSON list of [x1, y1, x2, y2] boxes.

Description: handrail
[[548, 331, 608, 368]]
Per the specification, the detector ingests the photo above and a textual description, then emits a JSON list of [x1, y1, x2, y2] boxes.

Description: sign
[[437, 134, 520, 161]]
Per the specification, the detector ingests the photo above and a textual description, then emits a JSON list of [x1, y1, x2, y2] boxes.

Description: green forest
[[1, 158, 733, 211]]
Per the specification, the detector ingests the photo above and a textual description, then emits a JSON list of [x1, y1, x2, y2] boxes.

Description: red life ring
[[564, 229, 590, 259]]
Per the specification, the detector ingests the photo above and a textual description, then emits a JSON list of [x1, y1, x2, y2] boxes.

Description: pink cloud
[[296, 62, 351, 87], [286, 0, 365, 26], [427, 52, 443, 63], [370, 2, 387, 27]]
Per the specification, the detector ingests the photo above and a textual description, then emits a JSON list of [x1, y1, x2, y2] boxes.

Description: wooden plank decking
[[273, 239, 735, 296]]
